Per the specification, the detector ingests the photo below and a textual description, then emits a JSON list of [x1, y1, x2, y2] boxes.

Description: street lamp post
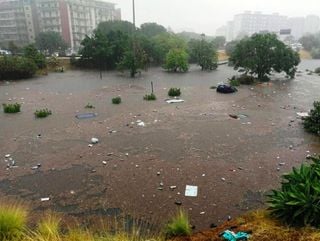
[[131, 0, 136, 78]]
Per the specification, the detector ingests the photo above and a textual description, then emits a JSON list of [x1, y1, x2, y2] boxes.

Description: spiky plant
[[268, 156, 320, 227], [165, 209, 191, 238]]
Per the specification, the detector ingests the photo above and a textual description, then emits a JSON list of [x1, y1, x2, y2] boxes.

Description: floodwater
[[0, 62, 319, 230]]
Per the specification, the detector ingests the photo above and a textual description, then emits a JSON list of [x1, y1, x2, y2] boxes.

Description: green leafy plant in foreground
[[268, 155, 320, 227], [2, 103, 21, 113], [303, 101, 320, 135], [112, 97, 122, 104], [34, 108, 52, 118], [143, 93, 157, 101], [168, 88, 181, 97], [165, 209, 191, 238]]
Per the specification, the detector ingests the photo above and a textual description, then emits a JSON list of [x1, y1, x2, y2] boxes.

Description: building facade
[[0, 0, 36, 46], [0, 0, 121, 50], [217, 11, 320, 41]]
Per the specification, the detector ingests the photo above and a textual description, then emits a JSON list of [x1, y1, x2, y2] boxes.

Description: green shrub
[[0, 203, 28, 240], [315, 67, 320, 74], [165, 209, 191, 238], [303, 101, 320, 135], [268, 156, 320, 227], [143, 93, 157, 101], [112, 97, 122, 104], [237, 75, 255, 85], [3, 103, 21, 113], [23, 44, 46, 69], [168, 88, 181, 97], [229, 78, 240, 87], [34, 109, 52, 118], [85, 103, 95, 109], [0, 56, 37, 80]]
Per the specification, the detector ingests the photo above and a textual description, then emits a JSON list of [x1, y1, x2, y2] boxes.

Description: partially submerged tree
[[164, 48, 189, 72], [189, 38, 218, 70], [230, 33, 300, 81], [36, 31, 68, 55], [303, 101, 320, 136], [23, 44, 46, 69], [117, 39, 148, 78]]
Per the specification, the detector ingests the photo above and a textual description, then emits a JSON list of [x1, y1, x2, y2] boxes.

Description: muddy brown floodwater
[[0, 62, 320, 230]]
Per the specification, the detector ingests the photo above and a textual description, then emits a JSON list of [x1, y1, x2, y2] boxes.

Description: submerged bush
[[3, 103, 21, 113], [237, 75, 255, 85], [85, 103, 95, 109], [112, 97, 122, 104], [229, 78, 240, 87], [0, 202, 28, 240], [268, 155, 320, 227], [0, 56, 37, 80], [303, 101, 320, 135], [143, 93, 157, 101], [34, 109, 52, 118], [165, 209, 191, 238], [315, 67, 320, 74], [168, 88, 181, 97]]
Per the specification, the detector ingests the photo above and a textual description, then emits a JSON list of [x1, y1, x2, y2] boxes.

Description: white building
[[217, 12, 320, 41]]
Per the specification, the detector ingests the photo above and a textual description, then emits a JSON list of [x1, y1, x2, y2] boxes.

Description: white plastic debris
[[102, 161, 107, 165], [5, 154, 10, 158], [185, 185, 198, 197], [41, 197, 50, 202], [137, 122, 145, 127], [297, 112, 309, 118], [88, 144, 93, 147], [166, 99, 185, 104], [91, 138, 99, 144]]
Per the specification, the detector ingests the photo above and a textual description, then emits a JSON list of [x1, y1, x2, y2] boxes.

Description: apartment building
[[0, 0, 121, 50], [0, 0, 36, 46], [216, 11, 320, 41]]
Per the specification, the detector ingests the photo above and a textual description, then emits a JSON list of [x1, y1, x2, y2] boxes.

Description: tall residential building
[[0, 0, 121, 50], [216, 12, 320, 41], [0, 0, 36, 46]]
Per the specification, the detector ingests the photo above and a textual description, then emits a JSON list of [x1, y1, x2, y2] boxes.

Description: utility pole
[[131, 0, 136, 78]]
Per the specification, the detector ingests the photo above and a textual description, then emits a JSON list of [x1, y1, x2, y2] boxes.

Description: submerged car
[[216, 84, 238, 94]]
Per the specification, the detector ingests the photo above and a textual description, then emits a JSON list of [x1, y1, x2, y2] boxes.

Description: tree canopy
[[35, 31, 68, 55], [230, 33, 300, 81], [189, 38, 218, 70], [164, 48, 189, 72], [139, 22, 167, 38]]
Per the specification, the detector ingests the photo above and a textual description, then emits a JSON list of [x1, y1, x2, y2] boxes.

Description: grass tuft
[[34, 109, 52, 118], [165, 209, 191, 238], [2, 103, 21, 113], [143, 93, 157, 101], [168, 88, 181, 97], [85, 103, 95, 109], [36, 213, 61, 240], [0, 202, 28, 240]]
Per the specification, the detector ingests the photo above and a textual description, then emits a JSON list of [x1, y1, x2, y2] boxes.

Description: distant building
[[0, 0, 121, 50], [0, 0, 36, 46], [216, 12, 320, 41]]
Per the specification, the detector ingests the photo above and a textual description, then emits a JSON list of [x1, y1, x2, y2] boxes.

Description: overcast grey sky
[[110, 0, 320, 35]]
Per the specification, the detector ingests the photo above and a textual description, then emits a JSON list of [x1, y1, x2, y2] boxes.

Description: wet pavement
[[0, 62, 320, 230]]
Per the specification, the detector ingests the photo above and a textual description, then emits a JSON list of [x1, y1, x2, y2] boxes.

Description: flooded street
[[0, 61, 319, 230]]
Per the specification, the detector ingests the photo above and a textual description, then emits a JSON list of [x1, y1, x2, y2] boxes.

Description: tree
[[230, 33, 300, 81], [225, 40, 239, 56], [212, 36, 226, 49], [117, 38, 148, 78], [7, 41, 19, 55], [299, 34, 320, 51], [151, 33, 187, 64], [97, 20, 135, 36], [164, 48, 189, 72], [140, 22, 167, 38], [189, 38, 218, 70], [35, 31, 68, 55], [23, 44, 46, 69]]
